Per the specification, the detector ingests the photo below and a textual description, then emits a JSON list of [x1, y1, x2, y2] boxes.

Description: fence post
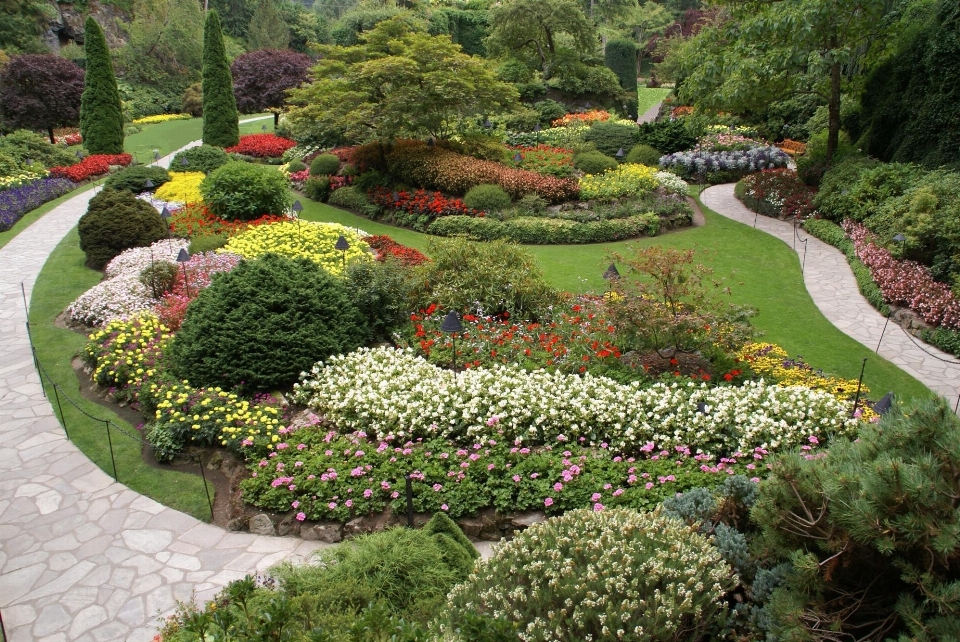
[[104, 420, 118, 482], [52, 384, 69, 440]]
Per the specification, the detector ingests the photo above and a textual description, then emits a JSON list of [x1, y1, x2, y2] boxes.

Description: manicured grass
[[302, 193, 931, 403], [636, 87, 672, 115], [29, 227, 212, 520]]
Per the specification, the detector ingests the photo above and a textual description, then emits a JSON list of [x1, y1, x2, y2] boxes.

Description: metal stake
[[196, 453, 214, 520], [52, 385, 69, 439], [876, 315, 891, 353], [105, 420, 118, 481], [404, 475, 414, 527], [851, 358, 867, 417]]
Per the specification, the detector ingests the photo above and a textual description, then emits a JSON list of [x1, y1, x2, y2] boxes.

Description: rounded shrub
[[169, 253, 367, 392], [573, 150, 618, 175], [625, 143, 662, 167], [310, 152, 341, 176], [170, 144, 231, 174], [78, 188, 168, 269], [138, 261, 178, 298], [200, 162, 292, 221], [328, 185, 371, 212], [303, 175, 330, 202], [445, 508, 736, 642], [463, 184, 511, 213], [286, 158, 307, 173], [584, 121, 640, 157], [103, 165, 171, 194]]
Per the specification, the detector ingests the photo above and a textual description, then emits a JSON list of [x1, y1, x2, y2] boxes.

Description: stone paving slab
[[701, 184, 960, 404], [0, 119, 335, 642]]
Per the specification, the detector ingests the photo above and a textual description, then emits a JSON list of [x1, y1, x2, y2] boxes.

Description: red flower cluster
[[49, 153, 132, 183], [364, 234, 428, 266], [167, 203, 287, 238], [225, 133, 297, 158], [329, 175, 352, 191], [844, 220, 960, 329], [368, 186, 479, 219], [741, 169, 817, 219], [287, 169, 311, 189], [387, 142, 579, 202], [54, 131, 82, 146]]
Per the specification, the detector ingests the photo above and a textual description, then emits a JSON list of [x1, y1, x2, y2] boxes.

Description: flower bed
[[225, 133, 297, 158], [219, 221, 371, 275], [292, 346, 859, 455], [368, 186, 478, 220], [364, 234, 428, 266], [507, 145, 574, 178], [49, 153, 132, 182], [154, 252, 244, 329], [153, 171, 205, 205], [427, 211, 662, 244], [736, 169, 817, 219], [0, 166, 49, 191], [0, 177, 75, 232], [551, 110, 611, 127], [659, 146, 789, 183], [578, 164, 659, 201], [131, 113, 192, 125], [54, 131, 82, 146], [167, 203, 286, 238], [844, 220, 960, 329]]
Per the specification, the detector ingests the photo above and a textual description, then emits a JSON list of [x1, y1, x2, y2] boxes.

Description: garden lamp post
[[513, 152, 523, 164], [179, 156, 189, 168], [534, 123, 541, 145], [876, 234, 908, 352], [603, 263, 620, 298], [144, 178, 154, 191], [160, 206, 172, 244], [484, 119, 493, 130], [153, 149, 160, 161], [25, 158, 32, 167], [616, 148, 625, 161], [292, 199, 303, 242], [440, 311, 464, 379], [176, 248, 192, 298], [75, 150, 84, 159], [872, 392, 894, 415], [262, 124, 267, 132], [851, 357, 868, 417], [335, 234, 350, 269]]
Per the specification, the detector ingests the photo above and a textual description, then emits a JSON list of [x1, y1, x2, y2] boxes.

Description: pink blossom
[[296, 512, 305, 521], [544, 497, 554, 507]]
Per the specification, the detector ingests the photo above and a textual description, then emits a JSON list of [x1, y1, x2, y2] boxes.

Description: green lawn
[[636, 87, 672, 115], [301, 194, 931, 403], [29, 228, 213, 520]]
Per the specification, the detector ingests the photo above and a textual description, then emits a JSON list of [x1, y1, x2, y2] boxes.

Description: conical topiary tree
[[201, 9, 240, 148], [80, 17, 124, 154]]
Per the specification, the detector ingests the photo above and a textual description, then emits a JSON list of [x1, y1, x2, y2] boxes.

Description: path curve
[[701, 184, 960, 404], [0, 118, 327, 642]]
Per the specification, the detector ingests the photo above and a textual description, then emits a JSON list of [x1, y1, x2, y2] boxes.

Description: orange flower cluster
[[551, 110, 611, 127]]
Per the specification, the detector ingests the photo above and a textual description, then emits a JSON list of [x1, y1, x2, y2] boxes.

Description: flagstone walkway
[[701, 184, 960, 404]]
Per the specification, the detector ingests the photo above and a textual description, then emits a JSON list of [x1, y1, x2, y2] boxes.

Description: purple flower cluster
[[0, 177, 76, 232], [659, 146, 789, 181]]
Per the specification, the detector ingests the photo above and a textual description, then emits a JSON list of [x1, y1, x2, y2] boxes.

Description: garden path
[[701, 183, 960, 405], [0, 117, 334, 642], [637, 101, 661, 124]]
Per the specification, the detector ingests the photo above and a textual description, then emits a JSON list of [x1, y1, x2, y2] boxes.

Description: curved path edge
[[0, 118, 328, 642], [700, 184, 960, 404]]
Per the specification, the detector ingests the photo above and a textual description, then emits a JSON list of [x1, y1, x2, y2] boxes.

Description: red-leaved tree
[[230, 49, 312, 127], [0, 54, 84, 144]]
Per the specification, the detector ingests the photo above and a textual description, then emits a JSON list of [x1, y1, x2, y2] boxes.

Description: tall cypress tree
[[202, 9, 240, 148], [80, 17, 124, 154]]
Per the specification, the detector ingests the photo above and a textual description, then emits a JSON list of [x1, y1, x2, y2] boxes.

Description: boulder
[[248, 513, 276, 536]]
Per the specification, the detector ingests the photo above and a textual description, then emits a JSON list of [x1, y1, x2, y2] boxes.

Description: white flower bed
[[67, 239, 189, 326], [655, 170, 689, 195], [293, 346, 859, 455]]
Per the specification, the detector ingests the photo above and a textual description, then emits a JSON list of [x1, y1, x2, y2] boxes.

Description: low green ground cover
[[636, 86, 672, 116]]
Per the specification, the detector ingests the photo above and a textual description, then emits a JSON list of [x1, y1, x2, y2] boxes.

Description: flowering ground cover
[[153, 171, 205, 204], [368, 187, 479, 219], [218, 221, 371, 275], [167, 203, 285, 238], [578, 163, 659, 201], [0, 177, 75, 231], [551, 110, 611, 127], [225, 133, 297, 158], [49, 153, 132, 182], [132, 114, 192, 125], [736, 169, 817, 220], [364, 234, 429, 266], [506, 145, 574, 178], [660, 146, 789, 183]]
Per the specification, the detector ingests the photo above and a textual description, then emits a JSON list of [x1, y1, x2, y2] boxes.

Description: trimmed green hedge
[[427, 212, 661, 244]]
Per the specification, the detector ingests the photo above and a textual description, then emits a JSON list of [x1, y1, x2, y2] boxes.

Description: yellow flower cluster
[[0, 167, 48, 189], [150, 381, 283, 449], [85, 313, 172, 390], [132, 113, 193, 125], [738, 342, 876, 420], [219, 221, 372, 275], [578, 163, 659, 201], [154, 171, 205, 204]]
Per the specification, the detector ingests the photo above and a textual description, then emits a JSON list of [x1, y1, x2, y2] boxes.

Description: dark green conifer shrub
[[286, 158, 307, 173], [636, 119, 697, 155], [170, 144, 231, 174], [345, 258, 413, 342], [303, 176, 331, 201], [201, 10, 240, 148], [0, 130, 76, 168], [604, 38, 638, 93], [310, 153, 341, 176], [103, 165, 171, 194], [200, 162, 291, 221], [80, 17, 124, 155], [169, 253, 367, 392], [424, 512, 478, 581], [584, 121, 640, 157], [77, 188, 167, 269]]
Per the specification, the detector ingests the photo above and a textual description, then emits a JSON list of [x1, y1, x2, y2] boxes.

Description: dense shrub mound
[[444, 508, 736, 641], [103, 165, 171, 194], [169, 253, 366, 392], [77, 188, 167, 269], [200, 162, 291, 221], [170, 144, 231, 174]]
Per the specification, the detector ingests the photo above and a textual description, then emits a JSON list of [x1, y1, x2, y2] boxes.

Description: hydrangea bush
[[292, 346, 859, 455]]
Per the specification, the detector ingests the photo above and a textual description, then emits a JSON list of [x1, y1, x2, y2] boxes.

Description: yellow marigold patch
[[154, 171, 205, 204]]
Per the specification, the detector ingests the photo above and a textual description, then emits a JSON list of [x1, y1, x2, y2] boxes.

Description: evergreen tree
[[247, 0, 290, 51], [201, 9, 239, 148], [80, 17, 124, 155]]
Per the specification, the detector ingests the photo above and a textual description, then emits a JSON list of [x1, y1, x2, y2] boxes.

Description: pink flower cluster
[[843, 220, 960, 329]]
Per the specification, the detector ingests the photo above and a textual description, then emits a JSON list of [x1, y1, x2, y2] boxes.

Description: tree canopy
[[0, 54, 84, 143], [231, 49, 312, 126], [486, 0, 597, 72], [247, 0, 290, 51], [80, 17, 124, 155], [286, 16, 519, 145]]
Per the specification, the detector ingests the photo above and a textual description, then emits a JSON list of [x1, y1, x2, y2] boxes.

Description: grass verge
[[636, 87, 672, 115], [29, 227, 211, 520]]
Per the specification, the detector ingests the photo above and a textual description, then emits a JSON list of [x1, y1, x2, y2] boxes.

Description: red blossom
[[225, 133, 296, 158], [48, 153, 132, 182]]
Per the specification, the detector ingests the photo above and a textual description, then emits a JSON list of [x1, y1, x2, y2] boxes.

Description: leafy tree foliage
[[0, 0, 52, 54], [663, 0, 892, 162], [604, 37, 638, 92], [0, 54, 84, 143], [208, 0, 257, 40], [117, 0, 204, 89], [201, 9, 240, 148], [486, 0, 597, 73], [246, 0, 290, 50], [80, 18, 124, 155], [231, 49, 311, 126], [287, 16, 518, 145]]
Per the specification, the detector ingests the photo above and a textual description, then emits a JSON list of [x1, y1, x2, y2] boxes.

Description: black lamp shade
[[25, 158, 32, 166], [176, 248, 191, 263], [602, 264, 620, 280], [440, 311, 464, 333], [893, 234, 906, 242], [262, 124, 267, 131], [335, 235, 350, 251], [872, 392, 894, 415], [484, 120, 493, 128], [160, 206, 172, 219], [153, 151, 160, 160], [513, 152, 523, 163], [75, 150, 84, 159], [392, 191, 399, 202], [144, 179, 155, 189], [615, 148, 625, 158], [427, 138, 435, 147], [179, 157, 189, 166], [696, 401, 708, 414], [292, 200, 303, 213], [584, 101, 591, 109], [533, 123, 541, 132]]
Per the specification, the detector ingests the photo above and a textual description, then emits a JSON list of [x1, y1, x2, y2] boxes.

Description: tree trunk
[[273, 111, 279, 128], [48, 127, 55, 145], [826, 57, 841, 165]]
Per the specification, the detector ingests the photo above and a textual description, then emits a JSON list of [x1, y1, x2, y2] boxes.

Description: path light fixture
[[602, 264, 620, 281], [427, 137, 435, 147], [872, 392, 893, 415], [696, 401, 708, 414], [176, 248, 192, 298], [440, 311, 464, 379], [484, 119, 493, 129], [584, 101, 591, 110], [153, 150, 161, 161], [76, 150, 84, 159], [513, 152, 523, 163], [25, 158, 32, 167], [179, 156, 189, 168], [615, 148, 625, 160], [404, 474, 415, 527], [851, 358, 868, 417], [893, 233, 906, 242], [160, 206, 172, 244], [392, 191, 399, 203], [143, 179, 154, 191], [534, 122, 541, 144], [262, 124, 267, 132], [292, 199, 303, 241], [335, 234, 350, 269]]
